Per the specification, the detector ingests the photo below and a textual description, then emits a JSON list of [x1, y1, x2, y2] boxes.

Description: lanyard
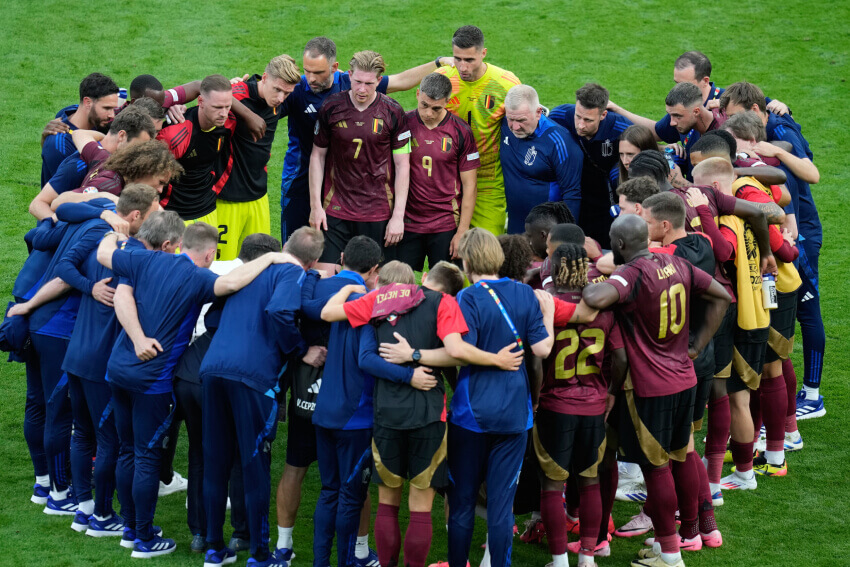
[[478, 281, 524, 349]]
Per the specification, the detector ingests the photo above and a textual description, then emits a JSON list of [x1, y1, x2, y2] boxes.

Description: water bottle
[[609, 204, 621, 218], [762, 274, 778, 310], [664, 146, 677, 170]]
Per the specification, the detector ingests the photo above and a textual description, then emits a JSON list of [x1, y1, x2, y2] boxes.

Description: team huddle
[[5, 23, 827, 567]]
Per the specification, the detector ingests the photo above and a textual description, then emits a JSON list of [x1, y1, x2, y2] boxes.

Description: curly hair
[[99, 140, 183, 182], [552, 243, 589, 290], [497, 234, 533, 282]]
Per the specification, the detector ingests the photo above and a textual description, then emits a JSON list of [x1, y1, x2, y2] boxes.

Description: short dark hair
[[200, 74, 232, 96], [702, 129, 737, 160], [575, 83, 609, 111], [526, 201, 575, 229], [427, 261, 464, 296], [549, 223, 585, 246], [182, 222, 219, 252], [342, 236, 381, 274], [674, 51, 712, 81], [420, 73, 452, 101], [79, 73, 119, 102], [115, 183, 158, 217], [691, 131, 734, 161], [616, 177, 660, 205], [643, 192, 687, 230], [284, 227, 324, 266], [132, 97, 166, 122], [719, 81, 766, 113], [129, 74, 162, 100], [239, 233, 282, 262], [665, 82, 703, 109], [108, 106, 155, 141], [551, 243, 589, 290], [304, 36, 337, 63], [497, 234, 533, 282], [628, 150, 669, 186], [136, 211, 184, 249], [452, 25, 484, 49]]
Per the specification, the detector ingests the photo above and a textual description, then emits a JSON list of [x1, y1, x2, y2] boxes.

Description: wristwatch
[[434, 57, 442, 68], [412, 349, 422, 363]]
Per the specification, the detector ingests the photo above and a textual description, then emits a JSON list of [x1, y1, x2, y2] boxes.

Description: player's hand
[[230, 74, 250, 85], [269, 251, 301, 266], [449, 227, 467, 259], [379, 332, 414, 364], [688, 345, 699, 360], [92, 277, 116, 307], [766, 99, 790, 116], [493, 343, 524, 371], [584, 236, 602, 261], [345, 284, 367, 296], [665, 143, 686, 159], [302, 345, 327, 368], [761, 253, 778, 276], [410, 366, 437, 391], [534, 288, 554, 318], [384, 216, 404, 247], [166, 104, 187, 124], [43, 118, 70, 139], [100, 210, 130, 236], [604, 393, 616, 422], [310, 208, 328, 231], [686, 187, 709, 208], [706, 98, 721, 110], [753, 141, 781, 158], [244, 111, 267, 141], [781, 227, 796, 247], [7, 302, 32, 317], [134, 337, 163, 361], [438, 56, 454, 68]]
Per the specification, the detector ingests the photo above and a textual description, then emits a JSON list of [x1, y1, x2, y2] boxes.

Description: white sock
[[78, 499, 94, 515], [661, 551, 682, 565], [94, 513, 109, 521], [578, 551, 595, 565], [50, 488, 69, 500], [709, 482, 720, 495], [36, 475, 50, 487], [764, 449, 785, 465], [620, 461, 641, 478], [737, 468, 755, 480], [786, 430, 801, 441], [480, 535, 491, 567], [803, 385, 819, 400], [530, 510, 541, 521], [551, 552, 569, 567], [277, 526, 293, 550], [355, 535, 369, 559]]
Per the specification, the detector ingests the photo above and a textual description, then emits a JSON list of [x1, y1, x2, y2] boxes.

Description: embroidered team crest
[[483, 94, 495, 110], [372, 118, 384, 134], [524, 145, 538, 166], [601, 139, 613, 157], [441, 137, 452, 152]]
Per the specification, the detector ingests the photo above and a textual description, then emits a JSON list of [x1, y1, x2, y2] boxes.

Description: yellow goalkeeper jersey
[[437, 63, 520, 235]]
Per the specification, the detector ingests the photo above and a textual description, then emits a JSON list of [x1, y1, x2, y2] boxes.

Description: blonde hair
[[692, 157, 736, 186], [349, 50, 386, 77], [458, 228, 504, 277], [266, 54, 300, 85], [378, 261, 416, 286]]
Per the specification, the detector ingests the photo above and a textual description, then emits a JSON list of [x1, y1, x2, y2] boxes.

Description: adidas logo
[[800, 291, 814, 302], [304, 104, 317, 114], [307, 378, 322, 394]]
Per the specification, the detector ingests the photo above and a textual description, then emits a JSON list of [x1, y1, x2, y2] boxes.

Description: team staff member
[[447, 228, 554, 567], [397, 73, 480, 270], [550, 83, 633, 248], [499, 85, 582, 234], [309, 51, 411, 270], [436, 25, 521, 236], [583, 214, 731, 567], [96, 222, 294, 558], [157, 75, 235, 227], [214, 55, 301, 261], [200, 227, 323, 567]]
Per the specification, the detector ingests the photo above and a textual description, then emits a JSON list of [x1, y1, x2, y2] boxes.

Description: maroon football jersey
[[74, 141, 123, 196], [404, 110, 480, 233], [313, 92, 410, 222], [540, 291, 623, 416], [605, 253, 713, 397]]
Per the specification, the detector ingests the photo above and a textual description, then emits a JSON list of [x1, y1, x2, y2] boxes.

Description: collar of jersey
[[475, 276, 511, 286], [337, 270, 366, 286]]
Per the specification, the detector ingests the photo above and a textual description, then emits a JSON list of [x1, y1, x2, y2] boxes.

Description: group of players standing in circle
[[7, 22, 825, 567]]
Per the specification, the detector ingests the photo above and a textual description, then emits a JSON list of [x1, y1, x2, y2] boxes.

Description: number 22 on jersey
[[554, 328, 605, 380]]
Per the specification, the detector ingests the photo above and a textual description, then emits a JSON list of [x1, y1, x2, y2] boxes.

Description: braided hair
[[525, 201, 576, 228], [629, 149, 669, 187], [552, 243, 589, 290]]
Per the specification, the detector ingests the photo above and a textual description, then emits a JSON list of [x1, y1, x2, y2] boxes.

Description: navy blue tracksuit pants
[[111, 384, 173, 541], [313, 426, 372, 567], [203, 375, 277, 560], [31, 333, 71, 492], [447, 423, 526, 567]]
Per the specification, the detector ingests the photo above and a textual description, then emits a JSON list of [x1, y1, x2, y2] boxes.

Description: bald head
[[609, 214, 649, 264]]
